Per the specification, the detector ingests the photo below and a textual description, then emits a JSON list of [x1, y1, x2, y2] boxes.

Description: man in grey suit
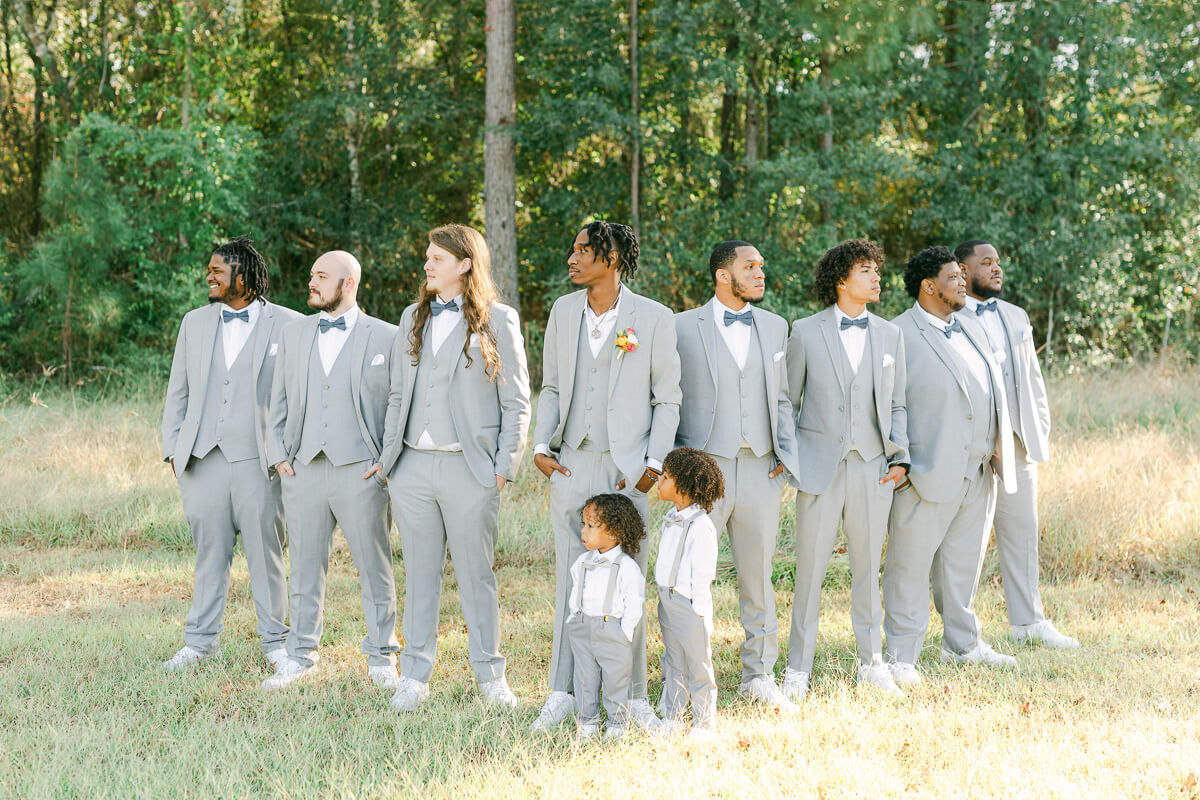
[[957, 239, 1077, 649], [882, 246, 1018, 686], [161, 236, 300, 673], [261, 250, 401, 690], [371, 224, 531, 712], [783, 239, 910, 700], [674, 240, 797, 709], [530, 220, 682, 731]]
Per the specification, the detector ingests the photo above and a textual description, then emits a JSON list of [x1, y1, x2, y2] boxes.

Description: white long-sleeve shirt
[[654, 504, 718, 624], [568, 545, 645, 642]]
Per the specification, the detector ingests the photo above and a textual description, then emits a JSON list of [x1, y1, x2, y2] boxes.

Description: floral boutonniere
[[614, 327, 640, 360]]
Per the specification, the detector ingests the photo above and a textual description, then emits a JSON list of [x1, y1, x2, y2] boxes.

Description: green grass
[[1, 365, 1199, 798]]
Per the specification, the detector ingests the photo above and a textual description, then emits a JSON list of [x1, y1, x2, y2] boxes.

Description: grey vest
[[192, 332, 258, 463], [563, 316, 614, 451], [957, 339, 997, 471], [404, 324, 461, 448], [296, 336, 373, 466], [841, 336, 885, 462], [707, 324, 772, 459]]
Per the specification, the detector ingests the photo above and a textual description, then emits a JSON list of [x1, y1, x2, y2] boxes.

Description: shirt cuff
[[646, 457, 663, 471], [534, 443, 550, 457]]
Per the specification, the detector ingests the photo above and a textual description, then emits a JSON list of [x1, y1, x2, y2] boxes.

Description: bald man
[[262, 251, 401, 690]]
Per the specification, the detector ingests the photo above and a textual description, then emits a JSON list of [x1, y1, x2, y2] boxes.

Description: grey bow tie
[[431, 298, 460, 316], [664, 508, 686, 523], [724, 309, 753, 326], [318, 316, 346, 333], [222, 309, 249, 323], [840, 316, 868, 330], [975, 300, 998, 315], [941, 319, 963, 339]]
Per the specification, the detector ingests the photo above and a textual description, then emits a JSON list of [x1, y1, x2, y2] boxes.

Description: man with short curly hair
[[783, 238, 910, 700]]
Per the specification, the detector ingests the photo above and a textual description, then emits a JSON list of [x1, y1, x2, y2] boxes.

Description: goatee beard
[[309, 280, 345, 313]]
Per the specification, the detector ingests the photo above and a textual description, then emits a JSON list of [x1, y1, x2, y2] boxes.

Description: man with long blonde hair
[[372, 224, 531, 712]]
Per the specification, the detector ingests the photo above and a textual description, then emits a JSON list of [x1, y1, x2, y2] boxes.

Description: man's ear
[[715, 268, 730, 285], [457, 257, 472, 277]]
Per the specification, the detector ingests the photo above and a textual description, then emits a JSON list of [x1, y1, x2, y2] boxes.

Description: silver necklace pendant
[[591, 328, 602, 339]]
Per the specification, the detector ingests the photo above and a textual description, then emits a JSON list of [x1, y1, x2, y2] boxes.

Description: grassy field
[[1, 365, 1199, 798]]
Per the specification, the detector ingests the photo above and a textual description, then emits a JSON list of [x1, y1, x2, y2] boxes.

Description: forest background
[[1, 0, 1197, 384]]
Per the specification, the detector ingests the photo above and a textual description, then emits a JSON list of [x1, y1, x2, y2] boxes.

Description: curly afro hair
[[582, 493, 646, 556], [903, 246, 958, 299], [812, 238, 885, 308], [662, 447, 725, 512]]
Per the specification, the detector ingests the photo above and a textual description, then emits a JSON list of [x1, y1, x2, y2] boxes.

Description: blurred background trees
[[1, 0, 1196, 381]]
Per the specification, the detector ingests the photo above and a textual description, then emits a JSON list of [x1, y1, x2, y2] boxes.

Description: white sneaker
[[531, 691, 577, 731], [887, 661, 922, 686], [479, 676, 519, 709], [577, 721, 601, 740], [656, 718, 687, 737], [162, 645, 214, 672], [628, 698, 662, 731], [389, 675, 430, 712], [1012, 620, 1079, 649], [856, 659, 904, 698], [942, 639, 1017, 667], [265, 648, 288, 669], [262, 657, 316, 689], [603, 725, 627, 741], [779, 668, 810, 702], [368, 665, 402, 690], [689, 722, 717, 740], [739, 675, 797, 711]]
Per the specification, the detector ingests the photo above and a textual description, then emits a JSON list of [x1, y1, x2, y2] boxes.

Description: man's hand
[[880, 464, 907, 486], [634, 469, 658, 493], [496, 474, 508, 491], [363, 462, 384, 482], [276, 460, 295, 477], [768, 464, 786, 480], [534, 452, 570, 480]]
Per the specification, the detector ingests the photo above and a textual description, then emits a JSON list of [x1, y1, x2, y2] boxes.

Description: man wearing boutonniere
[[674, 240, 799, 710], [261, 250, 401, 690], [957, 239, 1076, 650], [372, 224, 531, 712], [161, 236, 300, 674], [882, 247, 1017, 686], [530, 220, 682, 731], [783, 239, 910, 700]]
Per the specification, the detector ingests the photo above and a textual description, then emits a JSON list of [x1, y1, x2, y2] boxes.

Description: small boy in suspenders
[[654, 447, 725, 735], [566, 493, 648, 740]]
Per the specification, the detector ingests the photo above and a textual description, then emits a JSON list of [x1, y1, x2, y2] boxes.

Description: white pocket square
[[773, 351, 785, 363], [881, 353, 895, 368], [370, 354, 385, 367], [269, 343, 278, 357], [993, 348, 1007, 365], [469, 333, 481, 348], [1020, 327, 1033, 342]]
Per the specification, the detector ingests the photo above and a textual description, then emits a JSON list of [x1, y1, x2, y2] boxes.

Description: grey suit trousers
[[282, 455, 399, 667], [568, 614, 633, 726], [658, 591, 717, 727], [178, 450, 288, 656], [789, 451, 892, 674], [548, 441, 649, 698], [391, 449, 505, 684], [709, 448, 785, 682], [992, 438, 1046, 626], [882, 465, 997, 664]]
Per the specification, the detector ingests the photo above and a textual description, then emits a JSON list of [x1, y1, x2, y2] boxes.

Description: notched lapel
[[819, 307, 849, 395], [443, 317, 469, 385], [608, 288, 636, 399], [197, 304, 221, 396], [349, 316, 370, 409], [561, 292, 585, 411], [251, 303, 273, 379], [916, 311, 970, 402], [696, 303, 719, 393]]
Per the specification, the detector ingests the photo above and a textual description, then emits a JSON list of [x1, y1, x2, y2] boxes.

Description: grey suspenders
[[574, 553, 625, 622], [665, 516, 695, 594]]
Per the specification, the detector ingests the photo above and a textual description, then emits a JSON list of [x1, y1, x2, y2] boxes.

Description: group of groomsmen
[[160, 221, 1077, 729]]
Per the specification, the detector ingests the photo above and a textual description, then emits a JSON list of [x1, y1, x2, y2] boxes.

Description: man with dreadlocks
[[530, 220, 682, 732], [161, 236, 301, 673]]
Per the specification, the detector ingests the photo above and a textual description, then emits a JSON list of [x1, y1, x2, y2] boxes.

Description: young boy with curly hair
[[654, 447, 725, 734], [566, 493, 648, 740]]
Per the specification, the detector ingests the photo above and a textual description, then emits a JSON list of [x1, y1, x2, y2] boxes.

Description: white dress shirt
[[218, 300, 261, 369], [654, 504, 718, 627], [583, 286, 623, 359], [834, 305, 868, 375], [567, 545, 645, 642], [922, 308, 990, 395], [430, 293, 464, 355], [712, 297, 752, 370], [317, 304, 359, 376], [963, 295, 1009, 359]]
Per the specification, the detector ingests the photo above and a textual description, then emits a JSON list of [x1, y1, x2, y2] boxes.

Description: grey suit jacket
[[674, 301, 799, 477], [161, 300, 302, 479], [892, 303, 1015, 504], [534, 286, 682, 486], [786, 306, 909, 495], [379, 301, 531, 487], [987, 299, 1051, 463], [265, 310, 398, 467]]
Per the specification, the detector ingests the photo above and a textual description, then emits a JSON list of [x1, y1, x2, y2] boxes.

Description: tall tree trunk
[[818, 49, 836, 238], [718, 34, 739, 201], [484, 0, 519, 310], [628, 0, 640, 235], [745, 51, 760, 167], [181, 0, 193, 128], [344, 12, 362, 255], [30, 50, 44, 237]]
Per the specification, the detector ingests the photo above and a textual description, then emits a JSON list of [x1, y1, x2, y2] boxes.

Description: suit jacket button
[[967, 415, 974, 420]]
